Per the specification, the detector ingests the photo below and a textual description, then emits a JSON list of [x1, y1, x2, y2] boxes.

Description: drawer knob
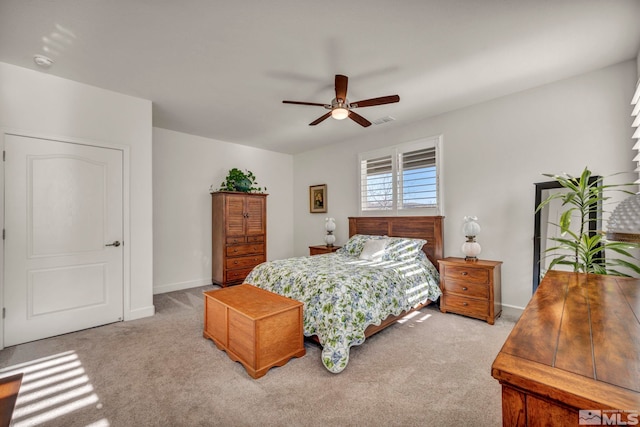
[[234, 261, 238, 264], [462, 287, 468, 291], [461, 272, 468, 276], [463, 302, 468, 306]]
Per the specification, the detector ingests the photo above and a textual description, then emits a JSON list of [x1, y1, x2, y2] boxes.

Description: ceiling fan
[[282, 74, 400, 127]]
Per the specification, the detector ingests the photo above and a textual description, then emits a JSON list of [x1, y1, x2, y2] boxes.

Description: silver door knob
[[105, 241, 121, 247]]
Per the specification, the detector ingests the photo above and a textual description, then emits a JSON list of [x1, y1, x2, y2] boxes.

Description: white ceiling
[[1, 1, 639, 154]]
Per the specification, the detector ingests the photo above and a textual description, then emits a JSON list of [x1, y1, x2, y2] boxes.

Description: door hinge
[[2, 308, 5, 319], [2, 229, 4, 240], [2, 150, 5, 161]]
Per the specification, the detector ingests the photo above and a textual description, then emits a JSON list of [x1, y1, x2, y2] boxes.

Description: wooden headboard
[[348, 216, 444, 269]]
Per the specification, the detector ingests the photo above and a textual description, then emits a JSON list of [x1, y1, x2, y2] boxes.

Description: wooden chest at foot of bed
[[203, 284, 305, 378]]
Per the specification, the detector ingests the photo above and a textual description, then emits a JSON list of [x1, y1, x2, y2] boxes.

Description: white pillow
[[359, 238, 389, 261]]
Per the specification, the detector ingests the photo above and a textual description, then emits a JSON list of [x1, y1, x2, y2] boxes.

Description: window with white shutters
[[359, 136, 442, 215]]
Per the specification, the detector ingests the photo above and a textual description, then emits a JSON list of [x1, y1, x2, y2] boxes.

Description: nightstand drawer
[[444, 279, 489, 299], [444, 265, 489, 284], [444, 294, 489, 318]]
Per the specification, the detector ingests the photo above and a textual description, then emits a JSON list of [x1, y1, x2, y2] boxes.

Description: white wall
[[152, 128, 294, 294], [293, 60, 638, 310], [0, 61, 154, 321]]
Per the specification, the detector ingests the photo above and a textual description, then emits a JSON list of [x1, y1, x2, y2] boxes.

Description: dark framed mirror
[[532, 178, 602, 293]]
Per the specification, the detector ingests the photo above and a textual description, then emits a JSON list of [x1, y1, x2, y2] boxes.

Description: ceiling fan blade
[[335, 74, 348, 103], [309, 112, 332, 126], [350, 95, 400, 108], [283, 100, 328, 107], [348, 110, 372, 127]]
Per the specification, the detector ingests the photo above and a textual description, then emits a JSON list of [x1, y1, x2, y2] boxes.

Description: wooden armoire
[[211, 192, 267, 287]]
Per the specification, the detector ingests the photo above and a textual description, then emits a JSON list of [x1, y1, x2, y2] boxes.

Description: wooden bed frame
[[349, 215, 445, 337]]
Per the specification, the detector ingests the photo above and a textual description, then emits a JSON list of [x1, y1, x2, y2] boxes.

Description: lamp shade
[[462, 216, 481, 237], [606, 193, 640, 243], [325, 217, 336, 232]]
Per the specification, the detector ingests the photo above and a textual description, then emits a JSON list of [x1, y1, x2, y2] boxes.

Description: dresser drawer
[[444, 265, 489, 284], [444, 294, 489, 318], [226, 254, 266, 270], [444, 279, 489, 299], [226, 244, 264, 257], [247, 235, 264, 243]]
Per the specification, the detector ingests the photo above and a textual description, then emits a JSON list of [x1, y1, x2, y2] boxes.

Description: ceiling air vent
[[372, 116, 396, 125]]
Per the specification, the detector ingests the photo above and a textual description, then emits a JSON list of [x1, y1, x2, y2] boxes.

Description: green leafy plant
[[217, 168, 266, 193], [536, 167, 640, 276]]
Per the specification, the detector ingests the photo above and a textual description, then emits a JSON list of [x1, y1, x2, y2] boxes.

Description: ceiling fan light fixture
[[331, 107, 349, 120], [283, 74, 399, 127]]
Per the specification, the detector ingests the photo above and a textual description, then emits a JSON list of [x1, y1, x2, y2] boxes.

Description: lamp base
[[324, 232, 335, 247], [461, 241, 481, 260]]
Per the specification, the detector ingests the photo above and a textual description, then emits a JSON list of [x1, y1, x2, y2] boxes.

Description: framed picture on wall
[[309, 184, 327, 213]]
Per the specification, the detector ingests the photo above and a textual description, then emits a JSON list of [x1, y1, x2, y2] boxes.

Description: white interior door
[[4, 134, 124, 346]]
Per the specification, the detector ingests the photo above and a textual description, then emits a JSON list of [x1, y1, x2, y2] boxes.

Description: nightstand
[[437, 257, 502, 324], [309, 245, 341, 256]]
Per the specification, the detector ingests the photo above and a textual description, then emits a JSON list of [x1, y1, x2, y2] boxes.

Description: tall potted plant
[[536, 167, 640, 276]]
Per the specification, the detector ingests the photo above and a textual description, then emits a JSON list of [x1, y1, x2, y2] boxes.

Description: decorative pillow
[[359, 238, 390, 261], [382, 237, 427, 261], [337, 234, 388, 257]]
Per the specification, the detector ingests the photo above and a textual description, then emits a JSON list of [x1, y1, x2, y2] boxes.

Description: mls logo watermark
[[579, 410, 639, 425]]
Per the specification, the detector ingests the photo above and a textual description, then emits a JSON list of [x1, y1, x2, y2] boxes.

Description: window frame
[[358, 135, 443, 216]]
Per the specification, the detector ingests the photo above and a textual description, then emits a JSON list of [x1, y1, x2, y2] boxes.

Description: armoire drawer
[[226, 244, 264, 257], [225, 267, 255, 283], [226, 254, 266, 270]]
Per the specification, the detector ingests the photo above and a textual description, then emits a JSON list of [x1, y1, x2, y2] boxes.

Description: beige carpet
[[0, 285, 516, 427]]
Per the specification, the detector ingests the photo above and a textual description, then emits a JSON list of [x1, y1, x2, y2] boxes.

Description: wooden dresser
[[211, 192, 267, 287], [437, 257, 502, 324], [492, 271, 640, 426]]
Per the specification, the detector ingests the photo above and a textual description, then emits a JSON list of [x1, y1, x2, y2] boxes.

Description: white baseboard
[[501, 303, 525, 321], [125, 305, 155, 321], [153, 278, 212, 295]]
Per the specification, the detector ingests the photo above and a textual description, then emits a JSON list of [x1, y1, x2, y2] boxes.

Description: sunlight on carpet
[[396, 309, 432, 325], [0, 351, 109, 427]]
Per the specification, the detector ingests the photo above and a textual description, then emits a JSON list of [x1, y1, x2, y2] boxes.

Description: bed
[[245, 216, 444, 373]]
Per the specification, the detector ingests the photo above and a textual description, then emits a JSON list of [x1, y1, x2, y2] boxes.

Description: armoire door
[[245, 196, 265, 236], [224, 194, 246, 237]]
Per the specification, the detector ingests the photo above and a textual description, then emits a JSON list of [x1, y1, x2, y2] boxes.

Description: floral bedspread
[[244, 253, 441, 373]]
